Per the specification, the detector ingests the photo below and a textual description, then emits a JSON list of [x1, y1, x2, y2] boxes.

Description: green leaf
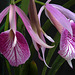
[[17, 0, 29, 32], [19, 61, 30, 75], [29, 61, 38, 75], [5, 60, 12, 75], [0, 24, 5, 33], [4, 13, 9, 31], [48, 56, 65, 75], [63, 0, 75, 8]]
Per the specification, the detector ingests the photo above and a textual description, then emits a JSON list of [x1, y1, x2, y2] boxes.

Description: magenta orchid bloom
[[28, 0, 54, 68], [58, 20, 75, 68], [0, 3, 54, 66], [38, 0, 75, 35], [0, 5, 31, 66], [38, 0, 75, 68]]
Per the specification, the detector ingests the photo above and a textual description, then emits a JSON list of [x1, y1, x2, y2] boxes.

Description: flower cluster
[[0, 0, 75, 68]]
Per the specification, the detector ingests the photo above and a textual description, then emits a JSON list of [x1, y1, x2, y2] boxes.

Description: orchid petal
[[15, 5, 54, 48], [45, 4, 73, 35], [67, 60, 73, 68], [38, 6, 45, 23], [46, 0, 51, 3], [58, 22, 75, 68], [51, 4, 75, 22], [43, 32, 54, 42], [0, 6, 9, 23], [0, 30, 30, 66], [9, 4, 16, 33], [41, 46, 50, 68], [32, 40, 43, 61]]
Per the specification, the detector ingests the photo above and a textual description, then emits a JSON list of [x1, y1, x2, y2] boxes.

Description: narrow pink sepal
[[45, 4, 73, 35], [51, 4, 75, 22], [0, 30, 30, 66], [9, 4, 16, 33], [0, 6, 9, 23], [15, 5, 54, 48], [38, 6, 44, 24]]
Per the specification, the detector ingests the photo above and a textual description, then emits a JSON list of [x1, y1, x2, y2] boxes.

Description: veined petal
[[51, 4, 75, 22], [15, 5, 54, 48], [9, 4, 16, 34], [0, 6, 9, 23], [0, 30, 30, 66], [58, 22, 75, 68], [45, 4, 73, 35]]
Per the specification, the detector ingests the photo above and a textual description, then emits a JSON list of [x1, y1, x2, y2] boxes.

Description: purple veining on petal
[[58, 22, 75, 68], [0, 30, 30, 66]]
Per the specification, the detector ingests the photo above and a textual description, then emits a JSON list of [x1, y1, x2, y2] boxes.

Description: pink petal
[[46, 0, 51, 3], [41, 47, 50, 68], [38, 6, 45, 24], [0, 30, 30, 66], [58, 22, 75, 68], [67, 60, 73, 68], [15, 5, 54, 48], [43, 32, 54, 42], [32, 40, 43, 61], [45, 4, 73, 35], [0, 6, 9, 23], [9, 4, 16, 33], [51, 4, 75, 22]]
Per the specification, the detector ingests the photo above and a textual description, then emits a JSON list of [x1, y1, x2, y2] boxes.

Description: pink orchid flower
[[28, 0, 54, 68], [38, 0, 75, 35], [0, 4, 31, 66], [38, 0, 75, 68], [58, 20, 75, 68], [0, 3, 54, 66]]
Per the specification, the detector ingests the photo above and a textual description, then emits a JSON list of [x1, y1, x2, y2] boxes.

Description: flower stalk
[[11, 0, 15, 4], [35, 1, 45, 5]]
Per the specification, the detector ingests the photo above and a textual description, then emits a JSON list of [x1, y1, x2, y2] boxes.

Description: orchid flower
[[38, 0, 75, 68], [58, 20, 75, 68], [28, 0, 55, 68], [0, 4, 31, 66], [38, 0, 75, 35], [0, 2, 54, 66]]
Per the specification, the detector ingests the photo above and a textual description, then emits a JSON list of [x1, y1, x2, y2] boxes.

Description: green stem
[[11, 0, 15, 4], [35, 1, 45, 5], [15, 0, 22, 4]]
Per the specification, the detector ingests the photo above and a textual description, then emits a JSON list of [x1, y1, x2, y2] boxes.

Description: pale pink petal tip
[[67, 60, 73, 68], [44, 33, 54, 42], [41, 47, 51, 68], [0, 30, 30, 66], [38, 6, 45, 23], [46, 0, 51, 3]]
